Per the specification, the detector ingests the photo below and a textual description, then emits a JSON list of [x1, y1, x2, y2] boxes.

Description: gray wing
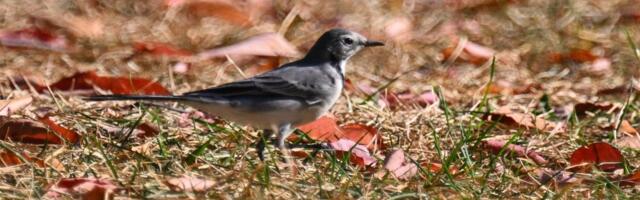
[[183, 66, 327, 105]]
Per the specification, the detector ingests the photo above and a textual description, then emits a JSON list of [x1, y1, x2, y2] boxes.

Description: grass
[[1, 0, 640, 199]]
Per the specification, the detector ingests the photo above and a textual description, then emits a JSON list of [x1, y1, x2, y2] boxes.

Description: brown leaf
[[197, 33, 299, 60], [574, 102, 618, 116], [0, 27, 70, 51], [0, 96, 32, 116], [484, 139, 548, 165], [535, 168, 582, 186], [0, 117, 80, 144], [548, 49, 598, 63], [483, 107, 559, 132], [44, 178, 118, 200], [619, 120, 639, 136], [569, 142, 623, 172], [164, 175, 215, 192]]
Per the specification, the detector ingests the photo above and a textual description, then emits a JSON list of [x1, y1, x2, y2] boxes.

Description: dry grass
[[1, 0, 640, 199]]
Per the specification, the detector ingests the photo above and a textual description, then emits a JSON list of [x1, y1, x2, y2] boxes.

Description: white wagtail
[[86, 28, 384, 160]]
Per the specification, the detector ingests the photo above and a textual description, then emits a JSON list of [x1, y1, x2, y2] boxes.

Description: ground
[[0, 0, 640, 199]]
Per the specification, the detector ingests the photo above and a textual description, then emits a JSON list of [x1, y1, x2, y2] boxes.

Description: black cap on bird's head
[[304, 28, 384, 62]]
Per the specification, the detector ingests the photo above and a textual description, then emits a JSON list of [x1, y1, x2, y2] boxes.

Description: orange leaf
[[0, 96, 32, 116], [620, 170, 640, 186], [184, 0, 252, 26], [295, 115, 342, 142], [341, 124, 384, 151], [44, 178, 118, 200], [38, 116, 80, 144], [0, 150, 45, 167], [569, 142, 623, 172]]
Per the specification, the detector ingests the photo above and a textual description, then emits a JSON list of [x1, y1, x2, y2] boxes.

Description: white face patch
[[338, 60, 346, 75]]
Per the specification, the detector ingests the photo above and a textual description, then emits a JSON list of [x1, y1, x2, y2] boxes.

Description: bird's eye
[[343, 38, 353, 45]]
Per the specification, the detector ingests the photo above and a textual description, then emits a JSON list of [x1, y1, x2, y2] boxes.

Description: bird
[[85, 28, 384, 161]]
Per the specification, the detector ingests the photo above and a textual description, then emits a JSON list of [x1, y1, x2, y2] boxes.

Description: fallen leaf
[[341, 124, 384, 151], [135, 123, 160, 138], [423, 162, 460, 174], [383, 149, 417, 179], [181, 0, 252, 26], [384, 16, 413, 43], [619, 120, 639, 136], [549, 49, 598, 63], [133, 42, 192, 58], [442, 38, 495, 65], [484, 139, 548, 165], [616, 136, 640, 150], [296, 114, 342, 142], [164, 175, 215, 192], [27, 71, 171, 95], [0, 117, 80, 144], [0, 150, 44, 167], [569, 142, 623, 172], [535, 168, 582, 186], [586, 58, 612, 74], [574, 102, 618, 116], [483, 107, 559, 132], [619, 170, 640, 186], [329, 139, 376, 167], [379, 90, 438, 109], [44, 178, 118, 200], [197, 33, 299, 60], [0, 27, 70, 51], [0, 96, 33, 116]]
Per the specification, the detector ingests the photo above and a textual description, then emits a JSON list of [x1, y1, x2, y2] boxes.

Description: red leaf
[[44, 178, 118, 200], [329, 139, 376, 167], [0, 117, 79, 145], [548, 49, 598, 63], [133, 42, 192, 57], [0, 27, 70, 51], [0, 96, 33, 116], [569, 142, 623, 172], [33, 71, 171, 95], [136, 122, 159, 138], [164, 175, 215, 192], [484, 139, 548, 165], [483, 107, 561, 133]]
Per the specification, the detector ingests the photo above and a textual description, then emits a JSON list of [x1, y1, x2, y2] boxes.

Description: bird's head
[[304, 28, 384, 62]]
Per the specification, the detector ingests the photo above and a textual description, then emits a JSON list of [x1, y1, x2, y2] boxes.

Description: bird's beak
[[363, 40, 384, 47]]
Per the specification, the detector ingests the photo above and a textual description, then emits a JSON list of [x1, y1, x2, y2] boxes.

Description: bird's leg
[[275, 124, 297, 174], [256, 129, 273, 161]]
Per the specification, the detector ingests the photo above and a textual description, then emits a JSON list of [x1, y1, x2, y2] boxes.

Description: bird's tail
[[84, 94, 187, 102]]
